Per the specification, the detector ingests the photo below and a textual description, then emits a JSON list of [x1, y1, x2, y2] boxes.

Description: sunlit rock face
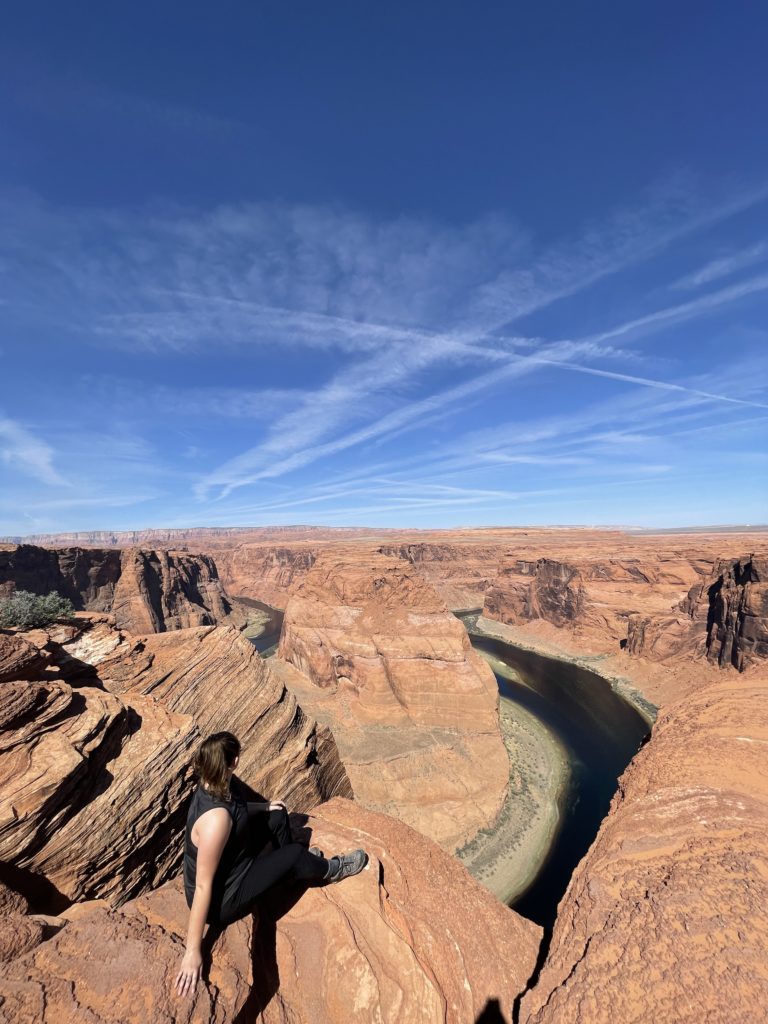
[[628, 554, 768, 671], [484, 543, 768, 673], [0, 801, 541, 1024], [0, 544, 240, 634], [0, 615, 350, 906], [521, 670, 768, 1024], [217, 542, 319, 609], [278, 552, 510, 852], [258, 799, 541, 1024]]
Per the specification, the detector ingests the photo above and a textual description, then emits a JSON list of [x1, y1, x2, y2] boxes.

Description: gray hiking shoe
[[326, 849, 368, 883]]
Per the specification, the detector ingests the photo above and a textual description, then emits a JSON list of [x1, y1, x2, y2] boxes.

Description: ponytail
[[194, 732, 240, 800]]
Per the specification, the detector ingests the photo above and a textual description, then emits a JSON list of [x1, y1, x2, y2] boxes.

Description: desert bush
[[0, 590, 75, 629]]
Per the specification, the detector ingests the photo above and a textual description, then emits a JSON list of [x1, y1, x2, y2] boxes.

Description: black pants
[[217, 808, 328, 926]]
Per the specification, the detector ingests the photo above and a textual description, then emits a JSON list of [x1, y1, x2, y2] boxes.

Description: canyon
[[276, 551, 510, 851], [0, 526, 766, 1021]]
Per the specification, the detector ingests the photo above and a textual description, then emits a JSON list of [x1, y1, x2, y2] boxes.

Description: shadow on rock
[[227, 810, 323, 1023], [476, 997, 507, 1023]]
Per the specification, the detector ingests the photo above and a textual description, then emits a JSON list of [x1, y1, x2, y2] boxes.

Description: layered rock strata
[[522, 671, 768, 1023], [278, 553, 509, 851], [378, 541, 503, 610], [218, 543, 318, 610], [486, 548, 768, 672], [0, 545, 239, 634], [0, 801, 541, 1024], [628, 554, 768, 671], [0, 616, 350, 905]]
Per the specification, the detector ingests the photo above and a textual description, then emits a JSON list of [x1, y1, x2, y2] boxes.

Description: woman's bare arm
[[175, 808, 231, 999]]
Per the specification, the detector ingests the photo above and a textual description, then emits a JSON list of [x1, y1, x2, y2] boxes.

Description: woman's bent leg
[[219, 844, 329, 926], [266, 807, 292, 849]]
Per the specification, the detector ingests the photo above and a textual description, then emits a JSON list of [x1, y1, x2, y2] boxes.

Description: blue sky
[[1, 1, 767, 534]]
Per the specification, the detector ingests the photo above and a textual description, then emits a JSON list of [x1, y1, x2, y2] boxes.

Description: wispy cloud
[[671, 243, 767, 290], [586, 272, 768, 345], [0, 416, 67, 486], [3, 176, 768, 532]]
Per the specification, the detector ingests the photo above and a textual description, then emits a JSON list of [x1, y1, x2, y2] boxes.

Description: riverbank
[[457, 653, 570, 903]]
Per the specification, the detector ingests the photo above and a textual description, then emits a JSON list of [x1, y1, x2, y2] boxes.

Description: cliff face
[[0, 800, 541, 1024], [0, 544, 239, 634], [522, 670, 768, 1024], [217, 543, 318, 609], [377, 541, 503, 610], [628, 555, 768, 671], [0, 616, 350, 906], [485, 548, 768, 672], [221, 539, 506, 612], [278, 552, 509, 852], [0, 545, 122, 609]]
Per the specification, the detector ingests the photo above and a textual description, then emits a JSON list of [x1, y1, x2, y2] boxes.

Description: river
[[461, 615, 650, 928]]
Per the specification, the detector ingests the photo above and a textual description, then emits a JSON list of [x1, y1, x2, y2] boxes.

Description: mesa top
[[183, 777, 253, 918]]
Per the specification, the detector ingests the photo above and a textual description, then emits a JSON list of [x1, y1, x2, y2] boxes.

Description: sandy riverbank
[[457, 647, 570, 904]]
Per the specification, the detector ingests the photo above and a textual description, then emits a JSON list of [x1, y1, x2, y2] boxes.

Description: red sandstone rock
[[485, 543, 768, 673], [378, 541, 503, 609], [521, 671, 768, 1024], [0, 635, 47, 683], [0, 879, 252, 1023], [278, 553, 509, 851], [0, 877, 45, 967], [0, 545, 241, 634], [0, 801, 540, 1024], [0, 618, 350, 906], [628, 554, 768, 671], [110, 548, 240, 633], [260, 798, 541, 1024], [218, 543, 318, 610]]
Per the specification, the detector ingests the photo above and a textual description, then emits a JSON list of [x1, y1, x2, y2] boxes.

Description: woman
[[175, 731, 367, 998]]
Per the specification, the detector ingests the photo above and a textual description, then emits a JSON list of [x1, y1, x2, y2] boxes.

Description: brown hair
[[194, 732, 241, 800]]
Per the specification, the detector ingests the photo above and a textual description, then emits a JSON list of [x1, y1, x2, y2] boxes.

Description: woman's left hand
[[269, 799, 287, 811], [175, 948, 202, 998]]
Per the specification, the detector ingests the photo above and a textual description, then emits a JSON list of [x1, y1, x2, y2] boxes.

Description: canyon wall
[[277, 552, 510, 852], [628, 554, 768, 671], [0, 615, 350, 906], [377, 541, 503, 610], [485, 546, 768, 672], [0, 544, 240, 634], [217, 543, 318, 609], [523, 669, 768, 1023]]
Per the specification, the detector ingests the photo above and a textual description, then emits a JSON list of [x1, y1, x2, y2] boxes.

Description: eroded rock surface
[[485, 543, 768, 672], [0, 617, 350, 906], [628, 554, 768, 671], [0, 801, 540, 1024], [522, 672, 768, 1024], [278, 553, 509, 851], [260, 799, 541, 1024], [0, 545, 240, 634]]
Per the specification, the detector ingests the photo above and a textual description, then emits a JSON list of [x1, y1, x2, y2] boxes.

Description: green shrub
[[0, 590, 76, 629]]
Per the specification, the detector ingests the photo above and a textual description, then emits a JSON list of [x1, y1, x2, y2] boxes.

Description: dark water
[[464, 623, 650, 929], [239, 598, 284, 657]]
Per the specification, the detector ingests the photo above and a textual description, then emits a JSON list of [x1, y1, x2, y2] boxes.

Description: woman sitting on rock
[[175, 731, 367, 998]]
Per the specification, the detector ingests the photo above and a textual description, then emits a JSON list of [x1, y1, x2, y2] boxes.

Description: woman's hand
[[175, 948, 202, 998], [269, 799, 287, 812]]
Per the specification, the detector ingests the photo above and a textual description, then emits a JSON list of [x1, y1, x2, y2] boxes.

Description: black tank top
[[183, 778, 253, 916]]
